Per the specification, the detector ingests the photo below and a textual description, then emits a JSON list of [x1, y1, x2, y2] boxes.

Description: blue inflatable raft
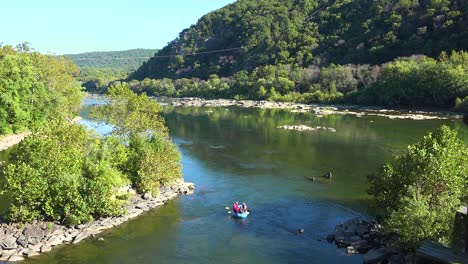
[[233, 211, 249, 219]]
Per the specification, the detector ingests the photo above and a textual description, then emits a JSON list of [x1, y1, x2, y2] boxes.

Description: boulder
[[47, 234, 64, 246], [1, 236, 18, 250], [16, 235, 29, 248], [23, 248, 40, 258], [8, 254, 24, 262], [142, 193, 152, 200], [40, 243, 52, 253], [28, 243, 42, 253], [363, 248, 392, 264], [349, 235, 362, 243], [0, 249, 18, 261], [347, 246, 358, 255], [351, 240, 370, 252], [23, 225, 45, 239]]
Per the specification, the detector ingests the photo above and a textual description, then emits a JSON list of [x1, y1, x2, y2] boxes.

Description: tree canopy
[[368, 126, 468, 248], [0, 44, 83, 135], [64, 49, 158, 70], [130, 0, 467, 80]]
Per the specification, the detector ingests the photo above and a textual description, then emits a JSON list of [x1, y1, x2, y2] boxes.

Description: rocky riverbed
[[166, 97, 462, 121], [328, 218, 413, 264], [278, 125, 336, 132], [0, 180, 194, 262]]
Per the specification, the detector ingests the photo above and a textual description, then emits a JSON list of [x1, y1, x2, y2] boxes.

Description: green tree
[[368, 126, 468, 248], [91, 84, 182, 195], [1, 119, 129, 224]]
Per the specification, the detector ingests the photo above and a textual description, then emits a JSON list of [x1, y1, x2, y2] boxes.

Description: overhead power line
[[69, 47, 243, 60]]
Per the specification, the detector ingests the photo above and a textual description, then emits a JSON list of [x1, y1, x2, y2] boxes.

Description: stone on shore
[[363, 248, 393, 264]]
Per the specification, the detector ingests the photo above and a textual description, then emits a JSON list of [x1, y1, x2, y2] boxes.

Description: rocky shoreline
[[0, 180, 194, 262], [165, 97, 462, 121], [328, 218, 412, 264]]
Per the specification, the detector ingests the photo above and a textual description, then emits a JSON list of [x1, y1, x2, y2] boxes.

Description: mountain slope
[[130, 0, 467, 80], [64, 49, 158, 70]]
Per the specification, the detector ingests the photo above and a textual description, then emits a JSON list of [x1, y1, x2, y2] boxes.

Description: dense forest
[[64, 49, 158, 70], [123, 0, 468, 112], [119, 51, 468, 112], [130, 0, 467, 80]]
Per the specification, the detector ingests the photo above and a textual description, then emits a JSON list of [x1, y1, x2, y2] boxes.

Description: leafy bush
[[92, 83, 182, 195], [1, 120, 129, 224], [127, 135, 181, 195], [368, 126, 468, 248], [454, 96, 468, 113]]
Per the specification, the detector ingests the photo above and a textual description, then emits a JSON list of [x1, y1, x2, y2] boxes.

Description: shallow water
[[5, 98, 467, 263]]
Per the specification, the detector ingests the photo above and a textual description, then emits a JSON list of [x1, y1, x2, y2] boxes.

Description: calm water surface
[[6, 97, 467, 263]]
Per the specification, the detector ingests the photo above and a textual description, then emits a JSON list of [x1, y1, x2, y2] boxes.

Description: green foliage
[[130, 0, 467, 80], [92, 84, 182, 195], [63, 49, 158, 70], [368, 126, 468, 248], [352, 52, 468, 108], [77, 67, 128, 93], [125, 51, 468, 110], [91, 82, 168, 136], [1, 119, 129, 224], [126, 135, 181, 195], [0, 44, 83, 135], [454, 96, 468, 113]]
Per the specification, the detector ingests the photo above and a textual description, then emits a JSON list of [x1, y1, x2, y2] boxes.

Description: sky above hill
[[1, 0, 235, 54]]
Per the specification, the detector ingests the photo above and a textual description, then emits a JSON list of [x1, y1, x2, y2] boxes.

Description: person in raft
[[242, 202, 248, 212], [233, 202, 240, 213]]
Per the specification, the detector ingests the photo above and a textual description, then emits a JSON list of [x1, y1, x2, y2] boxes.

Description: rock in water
[[323, 172, 333, 179], [297, 228, 305, 234]]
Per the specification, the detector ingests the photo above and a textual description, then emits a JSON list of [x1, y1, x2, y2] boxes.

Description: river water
[[5, 97, 466, 263]]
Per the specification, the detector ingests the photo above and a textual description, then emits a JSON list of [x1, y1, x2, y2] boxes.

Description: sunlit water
[[2, 97, 466, 263]]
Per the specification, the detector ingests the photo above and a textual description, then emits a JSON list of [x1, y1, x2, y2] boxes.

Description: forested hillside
[[64, 49, 158, 70], [130, 0, 468, 80]]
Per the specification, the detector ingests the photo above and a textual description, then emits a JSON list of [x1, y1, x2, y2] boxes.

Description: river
[[3, 97, 466, 263]]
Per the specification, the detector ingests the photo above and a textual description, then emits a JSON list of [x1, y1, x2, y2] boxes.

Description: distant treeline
[[97, 51, 468, 112], [63, 49, 158, 70]]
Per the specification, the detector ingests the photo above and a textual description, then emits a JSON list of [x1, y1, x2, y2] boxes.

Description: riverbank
[[0, 180, 194, 262], [165, 97, 463, 120]]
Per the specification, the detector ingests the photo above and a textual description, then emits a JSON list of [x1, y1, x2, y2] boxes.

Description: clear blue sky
[[0, 0, 235, 55]]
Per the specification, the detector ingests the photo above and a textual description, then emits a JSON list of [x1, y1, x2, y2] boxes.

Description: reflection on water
[[12, 101, 468, 264]]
